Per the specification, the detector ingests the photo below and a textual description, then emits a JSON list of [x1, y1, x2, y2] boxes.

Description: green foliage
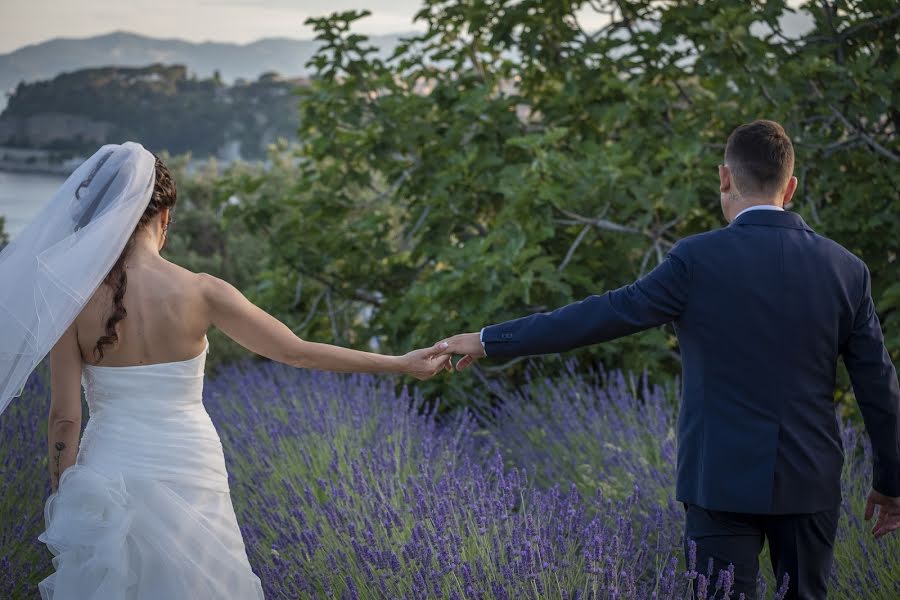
[[220, 1, 899, 403], [0, 215, 7, 248], [2, 65, 300, 159]]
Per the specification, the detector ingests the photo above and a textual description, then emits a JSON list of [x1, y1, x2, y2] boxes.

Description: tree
[[222, 0, 899, 403], [1, 65, 299, 159]]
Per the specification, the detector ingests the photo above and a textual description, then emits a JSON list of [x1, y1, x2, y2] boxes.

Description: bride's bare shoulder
[[158, 260, 221, 292], [194, 271, 230, 294], [81, 259, 203, 312], [193, 272, 243, 308]]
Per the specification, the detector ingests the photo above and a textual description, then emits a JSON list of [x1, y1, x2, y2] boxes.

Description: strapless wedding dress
[[38, 338, 264, 599]]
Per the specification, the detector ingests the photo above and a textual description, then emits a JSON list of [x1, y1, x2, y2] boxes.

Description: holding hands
[[432, 332, 486, 372], [400, 346, 453, 380], [402, 332, 486, 381]]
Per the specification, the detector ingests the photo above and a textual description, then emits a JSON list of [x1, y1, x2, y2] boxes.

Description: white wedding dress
[[38, 337, 264, 599]]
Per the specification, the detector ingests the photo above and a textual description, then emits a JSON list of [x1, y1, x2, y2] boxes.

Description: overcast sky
[[0, 1, 435, 53], [3, 0, 587, 54], [0, 1, 811, 55]]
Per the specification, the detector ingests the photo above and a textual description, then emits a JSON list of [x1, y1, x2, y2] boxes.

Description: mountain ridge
[[0, 30, 409, 109]]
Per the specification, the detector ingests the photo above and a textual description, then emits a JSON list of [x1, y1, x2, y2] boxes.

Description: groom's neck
[[727, 197, 783, 222]]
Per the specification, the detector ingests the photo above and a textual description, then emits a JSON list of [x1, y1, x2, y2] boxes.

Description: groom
[[436, 120, 900, 598]]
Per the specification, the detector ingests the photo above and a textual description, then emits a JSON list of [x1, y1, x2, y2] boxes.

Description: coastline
[[0, 162, 76, 176], [0, 147, 82, 177]]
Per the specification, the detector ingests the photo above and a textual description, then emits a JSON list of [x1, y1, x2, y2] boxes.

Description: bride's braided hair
[[93, 156, 177, 362]]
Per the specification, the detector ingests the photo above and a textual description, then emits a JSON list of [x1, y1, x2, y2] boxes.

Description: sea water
[[0, 170, 68, 238]]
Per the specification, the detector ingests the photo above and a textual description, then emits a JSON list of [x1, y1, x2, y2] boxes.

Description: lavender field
[[1, 362, 898, 599]]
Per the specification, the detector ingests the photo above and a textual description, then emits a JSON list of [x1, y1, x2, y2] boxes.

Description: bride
[[0, 143, 449, 598]]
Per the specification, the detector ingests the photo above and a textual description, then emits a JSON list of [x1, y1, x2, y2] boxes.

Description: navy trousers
[[683, 504, 840, 599]]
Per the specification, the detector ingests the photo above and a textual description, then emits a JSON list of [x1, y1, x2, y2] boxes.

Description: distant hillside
[[0, 31, 407, 110], [0, 64, 304, 160]]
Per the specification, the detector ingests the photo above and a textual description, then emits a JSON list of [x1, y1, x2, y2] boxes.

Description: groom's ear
[[782, 175, 798, 207], [718, 165, 732, 193]]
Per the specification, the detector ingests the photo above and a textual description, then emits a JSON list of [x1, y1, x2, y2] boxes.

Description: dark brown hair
[[93, 156, 177, 362], [724, 120, 794, 199]]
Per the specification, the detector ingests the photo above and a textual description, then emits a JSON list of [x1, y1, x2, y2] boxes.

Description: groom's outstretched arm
[[481, 245, 691, 360]]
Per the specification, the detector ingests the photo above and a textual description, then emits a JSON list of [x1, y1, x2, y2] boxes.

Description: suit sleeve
[[842, 265, 900, 497], [482, 243, 691, 359]]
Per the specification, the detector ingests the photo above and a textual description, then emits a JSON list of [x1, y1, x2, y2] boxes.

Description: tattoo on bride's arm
[[54, 441, 66, 481]]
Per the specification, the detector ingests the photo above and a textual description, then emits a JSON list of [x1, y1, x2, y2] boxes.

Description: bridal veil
[[0, 142, 156, 414]]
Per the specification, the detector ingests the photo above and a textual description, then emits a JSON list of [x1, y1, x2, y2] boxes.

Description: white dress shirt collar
[[734, 204, 784, 221]]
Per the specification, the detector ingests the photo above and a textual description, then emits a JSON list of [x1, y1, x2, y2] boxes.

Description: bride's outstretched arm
[[200, 274, 449, 380], [48, 323, 83, 491]]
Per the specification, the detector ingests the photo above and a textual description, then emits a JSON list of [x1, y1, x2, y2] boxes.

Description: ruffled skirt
[[38, 466, 264, 599]]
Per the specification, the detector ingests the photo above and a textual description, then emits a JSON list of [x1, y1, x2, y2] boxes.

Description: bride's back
[[75, 255, 209, 367]]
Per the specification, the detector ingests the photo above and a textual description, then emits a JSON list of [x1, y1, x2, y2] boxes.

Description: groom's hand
[[433, 332, 485, 371], [865, 489, 900, 538]]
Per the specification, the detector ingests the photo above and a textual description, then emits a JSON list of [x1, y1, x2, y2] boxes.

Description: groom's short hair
[[725, 120, 794, 199]]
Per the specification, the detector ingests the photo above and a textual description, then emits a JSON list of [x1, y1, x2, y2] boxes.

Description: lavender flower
[[1, 362, 897, 598]]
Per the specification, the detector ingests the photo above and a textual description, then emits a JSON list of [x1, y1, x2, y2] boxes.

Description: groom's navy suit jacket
[[483, 209, 900, 514]]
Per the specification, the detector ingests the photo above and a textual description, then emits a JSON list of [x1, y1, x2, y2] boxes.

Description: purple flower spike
[[2, 362, 893, 598]]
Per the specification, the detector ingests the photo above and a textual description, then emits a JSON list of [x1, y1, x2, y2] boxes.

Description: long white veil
[[0, 142, 156, 414]]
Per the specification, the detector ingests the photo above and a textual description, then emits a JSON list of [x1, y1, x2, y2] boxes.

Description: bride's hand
[[401, 344, 452, 380]]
